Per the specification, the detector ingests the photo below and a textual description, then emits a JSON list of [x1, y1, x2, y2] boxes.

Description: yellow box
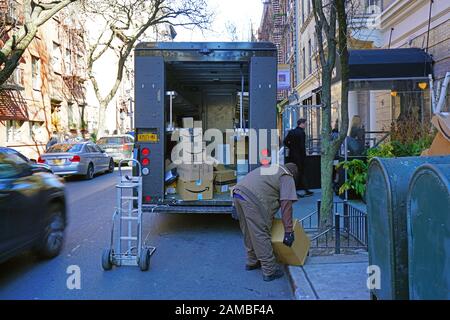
[[214, 169, 236, 183], [214, 182, 236, 194], [182, 117, 194, 128], [177, 179, 213, 201], [194, 120, 203, 129], [271, 218, 310, 266]]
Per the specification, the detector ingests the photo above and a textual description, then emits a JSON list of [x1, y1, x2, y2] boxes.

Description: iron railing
[[299, 200, 368, 253]]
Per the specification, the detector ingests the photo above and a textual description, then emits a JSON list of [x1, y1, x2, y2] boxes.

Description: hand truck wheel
[[139, 248, 150, 271], [102, 248, 113, 271]]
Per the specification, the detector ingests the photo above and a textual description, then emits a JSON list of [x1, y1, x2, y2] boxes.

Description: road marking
[[71, 245, 81, 253]]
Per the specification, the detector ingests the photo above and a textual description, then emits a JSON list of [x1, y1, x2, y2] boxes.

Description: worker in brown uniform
[[232, 162, 298, 281]]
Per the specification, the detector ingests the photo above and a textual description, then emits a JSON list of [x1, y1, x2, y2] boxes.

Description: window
[[302, 47, 306, 80], [31, 56, 41, 90], [52, 42, 62, 74], [6, 120, 23, 142], [301, 0, 305, 24], [308, 39, 312, 75], [65, 49, 72, 74], [366, 0, 382, 13], [307, 0, 311, 15], [0, 152, 29, 179], [30, 121, 43, 141], [47, 143, 83, 153], [67, 102, 74, 127]]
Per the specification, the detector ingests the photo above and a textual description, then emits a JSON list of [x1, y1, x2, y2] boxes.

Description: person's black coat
[[284, 127, 306, 164]]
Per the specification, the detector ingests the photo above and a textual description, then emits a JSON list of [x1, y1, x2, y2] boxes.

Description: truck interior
[[164, 61, 250, 205]]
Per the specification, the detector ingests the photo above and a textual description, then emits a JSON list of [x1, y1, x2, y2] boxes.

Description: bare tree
[[0, 0, 78, 85], [225, 20, 238, 42], [84, 0, 211, 136], [311, 0, 350, 228]]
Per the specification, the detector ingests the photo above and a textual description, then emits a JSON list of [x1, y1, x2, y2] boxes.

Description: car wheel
[[107, 159, 114, 173], [35, 203, 65, 259], [85, 163, 94, 180]]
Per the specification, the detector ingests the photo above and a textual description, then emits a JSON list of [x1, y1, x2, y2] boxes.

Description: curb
[[286, 265, 318, 300]]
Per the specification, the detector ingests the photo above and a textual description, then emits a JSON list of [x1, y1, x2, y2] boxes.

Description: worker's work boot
[[263, 268, 284, 282], [245, 261, 261, 271]]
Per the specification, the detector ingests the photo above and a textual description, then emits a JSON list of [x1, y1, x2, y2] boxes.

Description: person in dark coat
[[283, 118, 314, 197]]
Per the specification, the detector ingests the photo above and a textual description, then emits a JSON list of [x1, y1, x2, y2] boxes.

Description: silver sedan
[[38, 142, 114, 179]]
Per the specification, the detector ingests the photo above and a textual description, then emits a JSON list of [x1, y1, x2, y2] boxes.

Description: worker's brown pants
[[233, 196, 278, 276]]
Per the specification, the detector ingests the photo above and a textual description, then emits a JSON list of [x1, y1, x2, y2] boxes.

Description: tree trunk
[[97, 102, 107, 138], [319, 70, 334, 229]]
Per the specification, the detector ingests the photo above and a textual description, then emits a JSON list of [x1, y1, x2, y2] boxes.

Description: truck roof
[[135, 42, 277, 52]]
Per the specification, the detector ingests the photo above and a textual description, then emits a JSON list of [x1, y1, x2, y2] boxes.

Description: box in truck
[[134, 42, 278, 213]]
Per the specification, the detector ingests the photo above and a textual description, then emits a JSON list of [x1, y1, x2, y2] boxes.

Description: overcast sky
[[175, 0, 263, 42]]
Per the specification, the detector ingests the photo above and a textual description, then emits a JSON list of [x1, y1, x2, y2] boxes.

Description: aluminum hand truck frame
[[102, 159, 156, 271]]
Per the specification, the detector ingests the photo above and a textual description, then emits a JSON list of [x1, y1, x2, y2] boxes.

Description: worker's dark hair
[[297, 118, 307, 126]]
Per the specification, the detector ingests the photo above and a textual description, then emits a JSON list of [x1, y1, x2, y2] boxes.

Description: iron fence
[[299, 200, 368, 253]]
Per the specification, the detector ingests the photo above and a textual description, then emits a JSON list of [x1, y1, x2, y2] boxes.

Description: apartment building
[[0, 1, 91, 159]]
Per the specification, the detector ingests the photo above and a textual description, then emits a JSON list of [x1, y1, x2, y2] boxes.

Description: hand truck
[[102, 159, 156, 271]]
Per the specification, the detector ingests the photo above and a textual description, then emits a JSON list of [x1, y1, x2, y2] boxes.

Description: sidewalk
[[287, 253, 370, 300], [285, 189, 370, 300]]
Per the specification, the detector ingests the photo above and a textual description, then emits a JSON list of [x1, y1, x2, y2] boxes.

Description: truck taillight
[[142, 148, 150, 156], [144, 196, 151, 203], [37, 156, 45, 163], [70, 155, 81, 162], [142, 158, 150, 166]]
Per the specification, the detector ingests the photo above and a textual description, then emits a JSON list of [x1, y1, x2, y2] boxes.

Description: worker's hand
[[283, 232, 295, 247]]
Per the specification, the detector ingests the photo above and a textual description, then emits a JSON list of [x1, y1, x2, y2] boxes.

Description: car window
[[0, 152, 29, 179], [97, 137, 124, 145], [93, 145, 103, 153], [47, 143, 83, 153], [4, 148, 29, 162], [85, 145, 94, 153]]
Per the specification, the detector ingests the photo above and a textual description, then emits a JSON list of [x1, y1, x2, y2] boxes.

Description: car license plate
[[52, 159, 64, 165], [138, 133, 158, 142]]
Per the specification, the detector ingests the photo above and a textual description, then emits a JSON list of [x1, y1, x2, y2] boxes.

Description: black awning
[[349, 48, 433, 81]]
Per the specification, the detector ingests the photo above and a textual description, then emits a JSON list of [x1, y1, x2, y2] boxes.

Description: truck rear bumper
[[143, 205, 233, 214]]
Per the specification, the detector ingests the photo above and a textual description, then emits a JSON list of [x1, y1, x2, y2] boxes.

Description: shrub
[[336, 159, 368, 197]]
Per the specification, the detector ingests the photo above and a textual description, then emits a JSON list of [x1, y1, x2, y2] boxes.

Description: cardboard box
[[177, 179, 213, 201], [271, 219, 310, 266], [214, 182, 236, 194], [194, 120, 203, 129], [214, 169, 237, 183], [177, 163, 213, 181], [182, 117, 194, 128]]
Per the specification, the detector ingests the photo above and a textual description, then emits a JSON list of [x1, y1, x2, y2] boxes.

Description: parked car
[[0, 147, 53, 174], [0, 149, 67, 263], [38, 141, 114, 179], [96, 134, 134, 164]]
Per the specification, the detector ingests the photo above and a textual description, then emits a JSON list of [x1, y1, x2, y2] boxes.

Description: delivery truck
[[133, 42, 278, 213]]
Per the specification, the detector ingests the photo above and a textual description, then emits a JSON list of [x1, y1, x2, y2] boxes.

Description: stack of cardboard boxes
[[175, 118, 214, 201]]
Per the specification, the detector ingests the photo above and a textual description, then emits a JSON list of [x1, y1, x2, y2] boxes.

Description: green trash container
[[407, 163, 450, 300], [366, 156, 450, 300]]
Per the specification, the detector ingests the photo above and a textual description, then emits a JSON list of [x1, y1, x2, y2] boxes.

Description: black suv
[[0, 148, 67, 263]]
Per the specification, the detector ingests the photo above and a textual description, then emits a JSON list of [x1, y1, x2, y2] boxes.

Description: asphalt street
[[0, 169, 293, 300]]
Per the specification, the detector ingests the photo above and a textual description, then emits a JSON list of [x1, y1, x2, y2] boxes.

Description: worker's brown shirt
[[234, 167, 297, 232]]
